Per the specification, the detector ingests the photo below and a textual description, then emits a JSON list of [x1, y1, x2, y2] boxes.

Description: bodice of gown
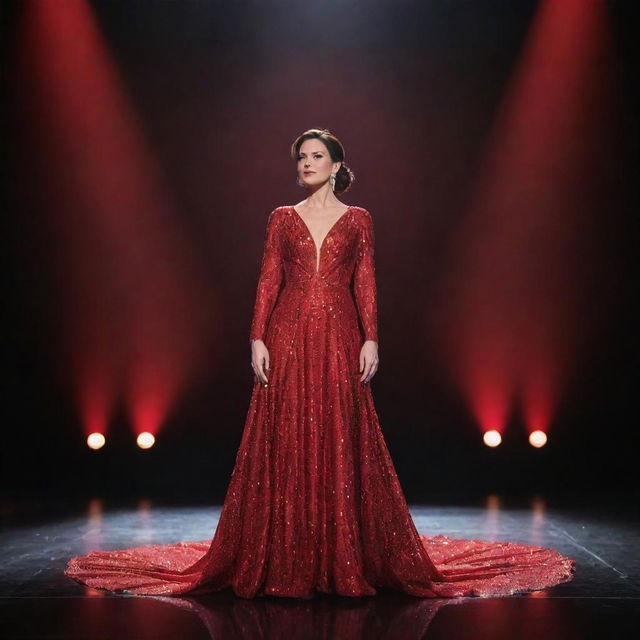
[[249, 205, 378, 345]]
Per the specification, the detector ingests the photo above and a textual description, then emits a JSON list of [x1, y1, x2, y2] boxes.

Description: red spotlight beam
[[13, 0, 217, 435], [432, 0, 623, 435]]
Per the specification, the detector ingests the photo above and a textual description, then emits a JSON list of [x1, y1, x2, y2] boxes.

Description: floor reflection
[[146, 590, 462, 640]]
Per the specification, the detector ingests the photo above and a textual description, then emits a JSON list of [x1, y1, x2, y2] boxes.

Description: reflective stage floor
[[1, 492, 638, 639]]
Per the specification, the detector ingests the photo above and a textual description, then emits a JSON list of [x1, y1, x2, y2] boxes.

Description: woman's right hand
[[251, 339, 270, 385]]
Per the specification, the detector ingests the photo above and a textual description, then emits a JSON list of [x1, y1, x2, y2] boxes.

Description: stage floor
[[1, 493, 638, 639]]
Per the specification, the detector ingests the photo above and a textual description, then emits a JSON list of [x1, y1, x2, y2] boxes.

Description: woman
[[65, 128, 575, 598]]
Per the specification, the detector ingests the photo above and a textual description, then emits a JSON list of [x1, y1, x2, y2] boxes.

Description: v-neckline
[[291, 205, 353, 273]]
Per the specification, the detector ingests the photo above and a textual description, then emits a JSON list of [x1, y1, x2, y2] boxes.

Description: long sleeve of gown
[[353, 210, 378, 343], [249, 208, 284, 343]]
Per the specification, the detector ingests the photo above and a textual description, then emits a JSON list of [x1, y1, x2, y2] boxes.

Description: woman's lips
[[303, 171, 315, 175]]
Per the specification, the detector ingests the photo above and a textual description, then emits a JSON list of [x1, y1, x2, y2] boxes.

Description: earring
[[330, 173, 336, 190]]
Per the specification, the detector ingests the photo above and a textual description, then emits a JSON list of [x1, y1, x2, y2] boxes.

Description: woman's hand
[[359, 340, 379, 384], [251, 339, 270, 385]]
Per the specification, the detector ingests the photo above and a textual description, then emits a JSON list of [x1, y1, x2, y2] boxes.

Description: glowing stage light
[[529, 430, 548, 448], [483, 430, 502, 447], [136, 431, 156, 449], [87, 432, 105, 450]]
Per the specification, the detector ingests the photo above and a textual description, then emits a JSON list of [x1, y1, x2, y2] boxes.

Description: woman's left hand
[[359, 340, 379, 384]]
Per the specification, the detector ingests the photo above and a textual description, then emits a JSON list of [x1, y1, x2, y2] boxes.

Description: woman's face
[[296, 139, 341, 189]]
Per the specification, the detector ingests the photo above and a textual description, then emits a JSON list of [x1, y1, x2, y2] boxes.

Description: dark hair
[[290, 128, 356, 196]]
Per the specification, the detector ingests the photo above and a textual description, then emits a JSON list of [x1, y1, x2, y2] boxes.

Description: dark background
[[2, 0, 638, 507]]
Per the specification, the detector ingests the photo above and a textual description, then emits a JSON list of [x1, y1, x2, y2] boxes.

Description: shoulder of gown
[[349, 205, 372, 219], [351, 207, 373, 232], [275, 205, 370, 215]]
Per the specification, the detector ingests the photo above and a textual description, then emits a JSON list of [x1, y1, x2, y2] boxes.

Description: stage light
[[136, 431, 155, 449], [434, 0, 620, 453], [17, 0, 215, 450], [483, 430, 502, 447], [87, 432, 105, 450], [529, 430, 548, 448]]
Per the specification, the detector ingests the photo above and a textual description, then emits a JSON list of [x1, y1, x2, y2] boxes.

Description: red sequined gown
[[65, 205, 575, 598]]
